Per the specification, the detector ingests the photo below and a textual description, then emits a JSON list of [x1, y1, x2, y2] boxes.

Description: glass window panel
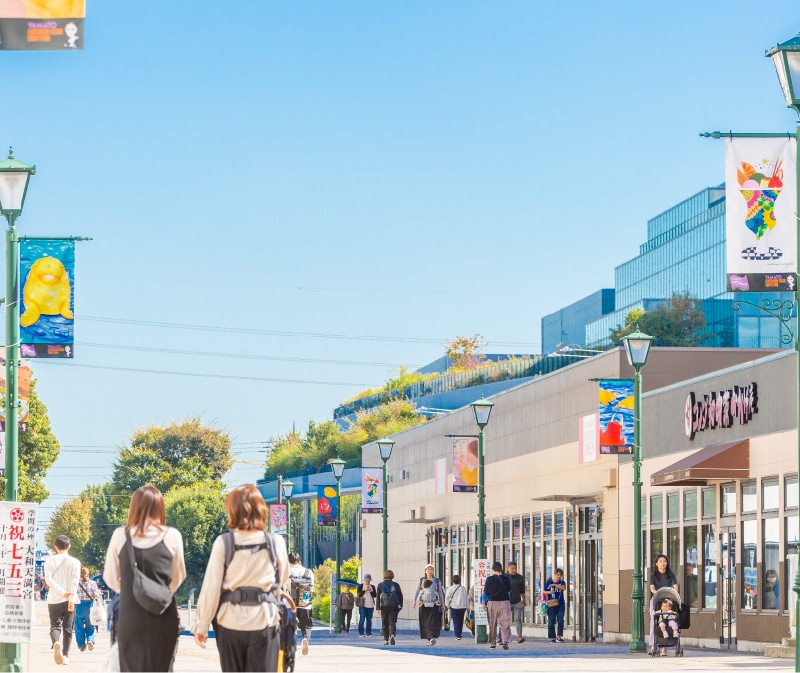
[[503, 518, 511, 539], [486, 521, 491, 542], [641, 497, 648, 525], [545, 513, 553, 536], [467, 523, 474, 543], [459, 525, 466, 544], [668, 528, 680, 577], [451, 526, 458, 545], [545, 541, 553, 588], [763, 518, 780, 610], [684, 525, 698, 608], [523, 516, 531, 538], [534, 541, 543, 624], [494, 544, 501, 564], [787, 517, 798, 611], [684, 489, 697, 520], [651, 495, 663, 524], [555, 511, 564, 535], [650, 529, 664, 565], [493, 520, 501, 540], [703, 487, 716, 518], [722, 484, 736, 516], [533, 513, 542, 537], [762, 479, 779, 512], [555, 539, 564, 575], [513, 517, 521, 539], [787, 476, 799, 510], [742, 519, 757, 609], [741, 481, 757, 514], [703, 523, 717, 609], [667, 493, 680, 522]]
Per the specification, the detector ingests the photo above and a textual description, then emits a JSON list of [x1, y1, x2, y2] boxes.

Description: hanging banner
[[0, 501, 37, 643], [0, 0, 85, 50], [452, 436, 478, 492], [361, 468, 382, 513], [317, 485, 338, 527], [725, 137, 797, 292], [0, 349, 31, 432], [578, 413, 599, 463], [472, 559, 489, 629], [598, 379, 634, 454], [269, 504, 287, 535], [19, 239, 75, 358]]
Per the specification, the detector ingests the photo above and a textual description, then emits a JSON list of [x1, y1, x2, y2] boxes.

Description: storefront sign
[[0, 502, 37, 643], [684, 382, 758, 440], [472, 559, 489, 630]]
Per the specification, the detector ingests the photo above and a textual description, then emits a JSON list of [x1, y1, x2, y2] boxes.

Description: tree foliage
[[80, 483, 128, 572], [45, 496, 93, 559], [446, 334, 487, 372], [610, 292, 707, 346]]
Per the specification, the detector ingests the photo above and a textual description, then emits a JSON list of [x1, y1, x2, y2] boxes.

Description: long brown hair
[[225, 484, 267, 531], [126, 485, 166, 537]]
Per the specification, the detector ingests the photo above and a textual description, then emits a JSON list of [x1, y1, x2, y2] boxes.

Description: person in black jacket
[[377, 570, 403, 646], [482, 562, 511, 650], [356, 574, 378, 636]]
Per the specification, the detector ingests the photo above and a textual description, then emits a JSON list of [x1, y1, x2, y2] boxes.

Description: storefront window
[[641, 497, 647, 525], [555, 539, 564, 576], [486, 521, 491, 542], [667, 493, 679, 522], [742, 519, 757, 609], [545, 541, 553, 585], [555, 511, 564, 535], [651, 495, 663, 525], [787, 517, 799, 613], [503, 518, 511, 539], [467, 523, 474, 543], [762, 517, 780, 610], [741, 481, 757, 514], [684, 525, 698, 608], [702, 487, 716, 518], [722, 483, 736, 516], [667, 528, 680, 578], [786, 475, 799, 510], [494, 520, 501, 540], [523, 516, 531, 538], [650, 529, 664, 564], [762, 479, 779, 511], [684, 489, 697, 520], [459, 525, 466, 544], [451, 526, 458, 545], [533, 513, 542, 537], [702, 523, 717, 609], [545, 512, 553, 536], [494, 544, 501, 564], [534, 541, 543, 624], [513, 517, 521, 539]]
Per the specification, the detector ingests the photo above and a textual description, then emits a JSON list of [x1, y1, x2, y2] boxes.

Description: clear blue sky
[[1, 1, 797, 537]]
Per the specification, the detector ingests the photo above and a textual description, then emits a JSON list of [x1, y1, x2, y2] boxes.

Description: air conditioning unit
[[601, 467, 617, 489]]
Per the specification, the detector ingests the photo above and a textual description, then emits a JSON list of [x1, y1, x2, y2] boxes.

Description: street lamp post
[[470, 396, 494, 645], [622, 328, 653, 654], [765, 31, 800, 673], [282, 479, 295, 555], [0, 148, 35, 673], [376, 438, 394, 573], [330, 458, 346, 635]]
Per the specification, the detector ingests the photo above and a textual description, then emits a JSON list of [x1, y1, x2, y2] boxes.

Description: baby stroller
[[650, 587, 687, 657]]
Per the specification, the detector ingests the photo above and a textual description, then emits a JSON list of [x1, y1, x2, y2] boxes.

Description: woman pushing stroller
[[649, 554, 678, 656]]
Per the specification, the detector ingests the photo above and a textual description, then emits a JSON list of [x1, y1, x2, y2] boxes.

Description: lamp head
[[0, 148, 36, 217], [281, 479, 295, 500], [622, 327, 653, 369], [377, 437, 395, 462], [470, 396, 494, 429], [766, 33, 800, 116], [330, 457, 346, 480]]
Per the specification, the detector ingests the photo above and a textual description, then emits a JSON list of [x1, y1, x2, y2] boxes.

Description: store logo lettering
[[684, 382, 758, 440]]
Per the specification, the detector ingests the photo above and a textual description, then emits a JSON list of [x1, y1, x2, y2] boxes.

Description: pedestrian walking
[[356, 573, 377, 636], [544, 567, 567, 643], [482, 561, 511, 650], [44, 535, 81, 666], [444, 574, 469, 640], [288, 552, 315, 656], [103, 485, 186, 672], [75, 566, 101, 653], [412, 563, 445, 645], [377, 569, 403, 645], [505, 561, 526, 643], [192, 483, 289, 672], [648, 554, 678, 654], [336, 587, 355, 633]]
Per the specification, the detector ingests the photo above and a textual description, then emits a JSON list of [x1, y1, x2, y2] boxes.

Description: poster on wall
[[0, 0, 85, 50], [269, 504, 287, 535], [19, 239, 75, 358], [452, 436, 477, 492], [725, 136, 797, 292], [0, 501, 37, 643], [316, 485, 338, 527], [598, 379, 633, 454], [361, 468, 382, 513]]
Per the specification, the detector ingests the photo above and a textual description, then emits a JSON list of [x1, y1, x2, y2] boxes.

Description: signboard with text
[[0, 501, 37, 643], [472, 558, 489, 632]]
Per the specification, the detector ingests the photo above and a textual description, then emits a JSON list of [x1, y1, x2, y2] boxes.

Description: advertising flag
[[725, 136, 797, 292], [20, 239, 75, 358], [598, 379, 634, 454], [317, 485, 338, 527], [0, 0, 85, 50], [361, 468, 382, 513], [452, 436, 478, 492], [269, 504, 287, 535], [0, 501, 37, 643]]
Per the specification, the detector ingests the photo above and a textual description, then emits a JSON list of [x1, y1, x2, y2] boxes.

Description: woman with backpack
[[412, 563, 445, 646], [192, 484, 289, 672], [377, 569, 403, 645], [444, 574, 469, 640]]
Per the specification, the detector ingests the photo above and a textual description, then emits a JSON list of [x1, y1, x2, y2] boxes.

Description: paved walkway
[[20, 604, 795, 671]]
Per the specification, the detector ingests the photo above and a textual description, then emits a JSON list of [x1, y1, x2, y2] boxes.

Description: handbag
[[90, 597, 108, 626], [125, 530, 173, 616], [547, 598, 560, 608], [356, 595, 366, 608]]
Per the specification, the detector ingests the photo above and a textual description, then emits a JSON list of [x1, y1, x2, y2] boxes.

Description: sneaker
[[301, 638, 309, 656], [87, 642, 94, 651], [556, 637, 564, 643], [489, 644, 496, 649], [359, 634, 365, 638], [550, 638, 557, 643], [62, 656, 69, 666], [390, 635, 395, 646], [78, 647, 85, 653], [384, 640, 389, 645], [502, 642, 509, 650], [427, 640, 434, 646], [517, 636, 525, 643], [54, 643, 63, 665], [456, 637, 462, 640], [430, 638, 436, 646]]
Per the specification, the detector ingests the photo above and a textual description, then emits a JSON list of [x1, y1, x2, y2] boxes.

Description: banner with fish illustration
[[269, 504, 287, 535], [0, 349, 31, 432], [0, 0, 85, 50], [452, 436, 478, 492], [317, 485, 339, 527], [725, 137, 797, 292], [598, 379, 634, 454], [19, 239, 75, 358], [361, 468, 383, 513]]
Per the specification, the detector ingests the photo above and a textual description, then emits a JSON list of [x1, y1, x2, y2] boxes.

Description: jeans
[[547, 603, 565, 640], [48, 602, 75, 656], [74, 600, 96, 648], [449, 608, 466, 638], [510, 601, 524, 638], [358, 607, 374, 635]]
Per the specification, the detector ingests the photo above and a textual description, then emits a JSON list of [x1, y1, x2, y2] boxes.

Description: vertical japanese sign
[[452, 436, 478, 492], [0, 0, 85, 50], [269, 505, 287, 535], [472, 558, 489, 630], [578, 413, 599, 463], [361, 468, 382, 513], [20, 239, 75, 358], [317, 485, 338, 527], [725, 136, 797, 292], [0, 502, 37, 643], [434, 457, 447, 495], [0, 349, 31, 432], [598, 379, 634, 454]]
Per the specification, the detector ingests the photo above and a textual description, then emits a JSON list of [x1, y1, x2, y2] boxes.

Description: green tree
[[81, 483, 128, 572], [610, 292, 707, 346], [45, 496, 93, 560]]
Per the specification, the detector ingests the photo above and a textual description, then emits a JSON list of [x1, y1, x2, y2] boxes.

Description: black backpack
[[380, 582, 401, 610]]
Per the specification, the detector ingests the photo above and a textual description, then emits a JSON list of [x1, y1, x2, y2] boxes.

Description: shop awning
[[649, 440, 749, 487]]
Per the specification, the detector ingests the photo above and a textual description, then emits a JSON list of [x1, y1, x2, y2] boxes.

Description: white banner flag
[[726, 136, 797, 292], [361, 467, 383, 513], [0, 501, 37, 643]]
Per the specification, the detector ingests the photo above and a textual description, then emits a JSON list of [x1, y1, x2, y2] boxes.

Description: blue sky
[[1, 1, 798, 538]]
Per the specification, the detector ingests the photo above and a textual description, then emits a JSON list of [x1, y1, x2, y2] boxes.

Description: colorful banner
[[725, 137, 798, 292], [361, 468, 382, 513], [598, 379, 634, 454], [0, 0, 84, 50], [269, 504, 287, 535], [452, 436, 477, 492], [0, 349, 31, 432], [317, 485, 338, 527], [0, 501, 37, 643], [19, 239, 75, 358]]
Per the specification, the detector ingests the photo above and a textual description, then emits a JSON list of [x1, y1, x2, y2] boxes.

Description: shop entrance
[[719, 527, 737, 648], [578, 507, 603, 642]]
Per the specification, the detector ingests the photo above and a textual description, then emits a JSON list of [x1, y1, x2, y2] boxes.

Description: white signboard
[[579, 413, 598, 463], [0, 501, 37, 642], [472, 558, 489, 633]]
